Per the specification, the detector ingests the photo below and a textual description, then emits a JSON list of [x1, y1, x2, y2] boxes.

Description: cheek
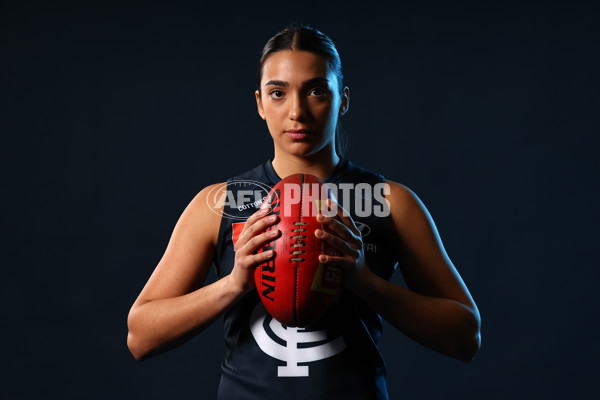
[[318, 102, 338, 127], [263, 102, 283, 118], [311, 101, 334, 118], [261, 107, 277, 126], [263, 105, 284, 135]]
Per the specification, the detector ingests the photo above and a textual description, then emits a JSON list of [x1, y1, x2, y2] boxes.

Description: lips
[[285, 129, 312, 139]]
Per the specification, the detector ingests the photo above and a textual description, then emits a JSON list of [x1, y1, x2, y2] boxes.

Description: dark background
[[2, 0, 598, 398]]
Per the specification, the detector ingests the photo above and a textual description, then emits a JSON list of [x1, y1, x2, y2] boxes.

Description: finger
[[240, 250, 276, 270], [248, 213, 279, 236], [237, 207, 271, 245], [325, 198, 361, 236], [242, 228, 280, 255], [317, 253, 353, 269], [317, 214, 362, 248], [246, 206, 271, 225], [238, 213, 279, 248], [315, 228, 359, 258]]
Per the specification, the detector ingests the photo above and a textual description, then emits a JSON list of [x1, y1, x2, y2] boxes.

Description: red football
[[254, 174, 343, 327]]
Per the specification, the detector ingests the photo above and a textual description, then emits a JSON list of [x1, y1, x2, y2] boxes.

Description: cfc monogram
[[249, 303, 345, 377]]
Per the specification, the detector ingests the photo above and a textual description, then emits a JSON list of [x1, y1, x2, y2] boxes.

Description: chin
[[288, 144, 333, 159], [273, 134, 334, 157]]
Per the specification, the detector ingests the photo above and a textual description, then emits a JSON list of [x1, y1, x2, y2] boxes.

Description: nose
[[288, 93, 307, 121]]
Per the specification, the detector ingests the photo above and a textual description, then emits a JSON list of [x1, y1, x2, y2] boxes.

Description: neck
[[271, 147, 340, 181]]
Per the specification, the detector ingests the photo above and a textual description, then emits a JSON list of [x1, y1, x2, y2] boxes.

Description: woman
[[127, 25, 481, 399]]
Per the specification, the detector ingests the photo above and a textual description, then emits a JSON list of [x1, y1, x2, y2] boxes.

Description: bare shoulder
[[384, 179, 475, 305], [384, 179, 428, 223], [383, 179, 444, 266], [133, 182, 227, 303], [176, 182, 226, 247]]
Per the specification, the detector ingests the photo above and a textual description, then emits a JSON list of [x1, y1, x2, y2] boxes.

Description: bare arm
[[126, 184, 279, 360], [315, 181, 481, 362]]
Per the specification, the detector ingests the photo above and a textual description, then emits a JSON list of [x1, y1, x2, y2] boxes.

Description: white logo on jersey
[[249, 303, 345, 377], [355, 222, 371, 237]]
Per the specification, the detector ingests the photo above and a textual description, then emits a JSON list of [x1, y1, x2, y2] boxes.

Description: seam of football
[[294, 174, 305, 326]]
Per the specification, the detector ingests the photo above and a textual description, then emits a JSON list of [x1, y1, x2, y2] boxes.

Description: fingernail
[[315, 229, 324, 238], [319, 255, 327, 262]]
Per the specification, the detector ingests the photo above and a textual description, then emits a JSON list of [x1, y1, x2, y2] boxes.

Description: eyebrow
[[264, 77, 330, 88]]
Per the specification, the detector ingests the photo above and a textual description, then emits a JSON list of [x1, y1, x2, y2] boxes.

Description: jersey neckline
[[263, 158, 349, 185]]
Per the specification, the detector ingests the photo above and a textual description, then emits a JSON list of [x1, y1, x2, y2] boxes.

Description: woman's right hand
[[229, 207, 280, 294], [127, 186, 282, 360]]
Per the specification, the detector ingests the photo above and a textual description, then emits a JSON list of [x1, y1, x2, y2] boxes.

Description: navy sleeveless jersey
[[214, 159, 399, 400]]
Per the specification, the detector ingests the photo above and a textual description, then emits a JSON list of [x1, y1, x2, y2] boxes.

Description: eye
[[268, 89, 285, 99], [309, 87, 327, 97]]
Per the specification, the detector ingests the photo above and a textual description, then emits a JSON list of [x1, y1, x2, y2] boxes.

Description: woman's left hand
[[314, 198, 371, 291]]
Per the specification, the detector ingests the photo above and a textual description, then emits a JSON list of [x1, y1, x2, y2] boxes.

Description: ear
[[255, 90, 266, 120], [339, 86, 350, 116]]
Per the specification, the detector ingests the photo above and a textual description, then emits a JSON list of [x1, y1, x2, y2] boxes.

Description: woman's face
[[256, 50, 349, 158]]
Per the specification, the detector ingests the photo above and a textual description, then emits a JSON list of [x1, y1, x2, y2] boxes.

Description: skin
[[255, 50, 349, 179], [127, 48, 481, 363]]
